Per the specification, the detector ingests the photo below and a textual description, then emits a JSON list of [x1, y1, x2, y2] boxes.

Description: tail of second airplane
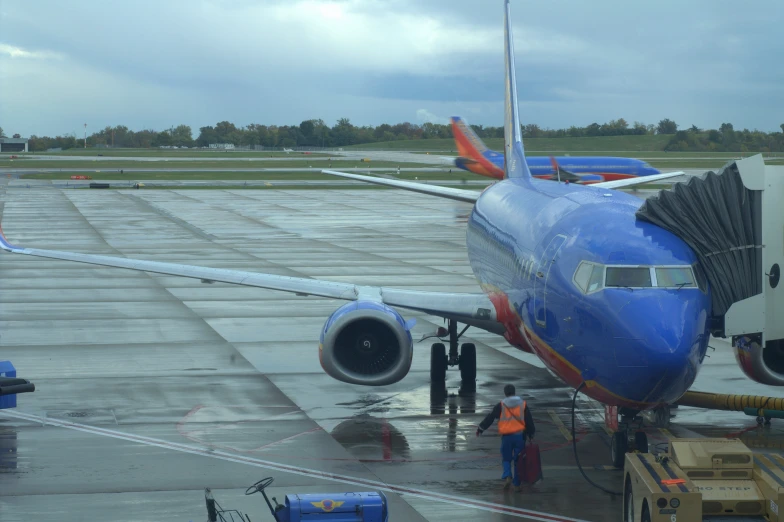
[[451, 117, 505, 180]]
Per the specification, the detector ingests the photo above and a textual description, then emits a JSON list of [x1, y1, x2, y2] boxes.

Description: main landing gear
[[608, 407, 649, 469], [430, 319, 476, 383]]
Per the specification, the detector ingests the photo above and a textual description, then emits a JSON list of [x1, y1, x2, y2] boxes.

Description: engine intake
[[319, 301, 414, 386], [734, 334, 784, 386]]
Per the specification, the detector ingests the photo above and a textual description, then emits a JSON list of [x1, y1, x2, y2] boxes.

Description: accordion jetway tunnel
[[637, 155, 784, 393]]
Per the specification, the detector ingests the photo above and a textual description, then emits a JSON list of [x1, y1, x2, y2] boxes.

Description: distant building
[[0, 138, 28, 153], [208, 143, 235, 149]]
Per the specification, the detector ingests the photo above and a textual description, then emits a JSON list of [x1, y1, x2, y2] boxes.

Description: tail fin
[[503, 0, 532, 181], [451, 117, 505, 180], [451, 116, 490, 158]]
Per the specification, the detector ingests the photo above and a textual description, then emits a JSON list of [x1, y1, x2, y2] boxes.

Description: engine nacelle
[[733, 334, 784, 386], [319, 301, 415, 386]]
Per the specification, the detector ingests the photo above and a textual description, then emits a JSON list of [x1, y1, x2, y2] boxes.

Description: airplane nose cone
[[612, 293, 708, 404]]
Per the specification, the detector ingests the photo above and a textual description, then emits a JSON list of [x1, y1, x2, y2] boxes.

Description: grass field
[[1, 159, 432, 169], [16, 149, 330, 158], [9, 136, 782, 157]]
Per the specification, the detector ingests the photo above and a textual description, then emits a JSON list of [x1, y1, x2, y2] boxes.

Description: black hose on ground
[[571, 382, 623, 496]]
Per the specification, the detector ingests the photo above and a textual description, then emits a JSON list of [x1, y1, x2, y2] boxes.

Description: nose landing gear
[[608, 408, 649, 469], [429, 319, 476, 383]]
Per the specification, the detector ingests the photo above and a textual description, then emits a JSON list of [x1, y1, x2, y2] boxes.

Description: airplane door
[[534, 234, 567, 328]]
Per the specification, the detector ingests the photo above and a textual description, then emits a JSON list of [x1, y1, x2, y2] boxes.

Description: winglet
[[503, 0, 532, 181]]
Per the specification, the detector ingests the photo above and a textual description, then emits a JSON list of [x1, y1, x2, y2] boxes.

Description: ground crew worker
[[476, 384, 535, 490]]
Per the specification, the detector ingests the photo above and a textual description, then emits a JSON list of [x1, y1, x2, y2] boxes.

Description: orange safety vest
[[498, 400, 526, 435]]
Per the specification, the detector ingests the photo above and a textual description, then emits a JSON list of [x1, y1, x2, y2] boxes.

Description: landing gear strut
[[756, 415, 772, 427], [430, 319, 476, 383], [610, 409, 649, 469]]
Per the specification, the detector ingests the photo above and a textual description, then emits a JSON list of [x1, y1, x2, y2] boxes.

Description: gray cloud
[[1, 0, 782, 137]]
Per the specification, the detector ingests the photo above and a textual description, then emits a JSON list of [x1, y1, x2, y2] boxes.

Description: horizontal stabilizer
[[321, 170, 480, 203], [592, 171, 686, 190]]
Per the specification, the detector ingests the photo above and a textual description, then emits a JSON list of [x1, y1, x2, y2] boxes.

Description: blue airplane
[[451, 115, 662, 183], [0, 0, 742, 467]]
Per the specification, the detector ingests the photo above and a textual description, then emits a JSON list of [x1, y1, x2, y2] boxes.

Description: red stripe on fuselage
[[486, 292, 533, 353], [589, 172, 637, 181], [485, 289, 656, 410], [532, 173, 638, 184]]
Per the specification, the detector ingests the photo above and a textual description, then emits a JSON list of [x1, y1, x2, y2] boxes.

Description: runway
[[0, 185, 781, 521]]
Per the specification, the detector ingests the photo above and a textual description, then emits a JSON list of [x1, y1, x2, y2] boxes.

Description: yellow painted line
[[659, 428, 674, 440], [548, 409, 572, 442]]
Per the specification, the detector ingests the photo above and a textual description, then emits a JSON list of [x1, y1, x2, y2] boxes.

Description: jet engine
[[734, 335, 784, 386], [319, 301, 415, 386]]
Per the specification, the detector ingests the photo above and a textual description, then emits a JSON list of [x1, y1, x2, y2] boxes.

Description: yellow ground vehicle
[[624, 438, 784, 521]]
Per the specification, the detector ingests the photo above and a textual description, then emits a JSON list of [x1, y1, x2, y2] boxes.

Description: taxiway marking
[[548, 409, 573, 442], [2, 410, 589, 522]]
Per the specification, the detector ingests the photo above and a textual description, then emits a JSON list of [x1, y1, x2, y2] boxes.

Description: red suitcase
[[517, 440, 543, 484]]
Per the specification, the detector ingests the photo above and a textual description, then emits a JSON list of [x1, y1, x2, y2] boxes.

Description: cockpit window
[[655, 267, 695, 288], [573, 262, 593, 292], [606, 267, 652, 288], [573, 263, 699, 294], [572, 262, 605, 293], [587, 264, 604, 292]]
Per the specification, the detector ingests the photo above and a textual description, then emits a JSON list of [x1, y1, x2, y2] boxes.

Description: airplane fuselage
[[455, 150, 661, 182], [465, 177, 712, 410]]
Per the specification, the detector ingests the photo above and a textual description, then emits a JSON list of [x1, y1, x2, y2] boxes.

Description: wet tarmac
[[3, 178, 492, 190], [0, 185, 782, 522]]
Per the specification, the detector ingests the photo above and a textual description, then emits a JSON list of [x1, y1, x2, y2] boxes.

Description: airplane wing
[[592, 171, 686, 190], [322, 169, 480, 203], [0, 225, 499, 332]]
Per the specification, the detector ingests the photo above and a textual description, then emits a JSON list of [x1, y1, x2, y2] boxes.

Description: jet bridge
[[636, 155, 784, 387]]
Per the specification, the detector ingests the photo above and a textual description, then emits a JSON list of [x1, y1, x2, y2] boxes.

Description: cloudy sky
[[1, 0, 782, 137]]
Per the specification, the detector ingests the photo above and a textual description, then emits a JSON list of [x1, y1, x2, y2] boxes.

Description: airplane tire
[[430, 343, 447, 382], [611, 431, 628, 469], [459, 343, 477, 382], [653, 406, 670, 428], [634, 431, 648, 454]]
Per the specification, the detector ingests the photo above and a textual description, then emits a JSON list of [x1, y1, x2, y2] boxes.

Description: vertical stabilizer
[[503, 0, 532, 180], [451, 117, 506, 180]]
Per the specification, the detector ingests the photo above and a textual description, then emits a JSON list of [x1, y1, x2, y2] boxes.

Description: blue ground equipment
[[205, 477, 388, 522], [0, 361, 35, 409]]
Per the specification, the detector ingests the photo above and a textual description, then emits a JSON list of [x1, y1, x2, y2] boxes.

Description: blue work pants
[[500, 432, 525, 485]]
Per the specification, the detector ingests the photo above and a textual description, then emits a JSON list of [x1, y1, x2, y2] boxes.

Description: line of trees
[[8, 119, 784, 153], [663, 123, 784, 153]]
